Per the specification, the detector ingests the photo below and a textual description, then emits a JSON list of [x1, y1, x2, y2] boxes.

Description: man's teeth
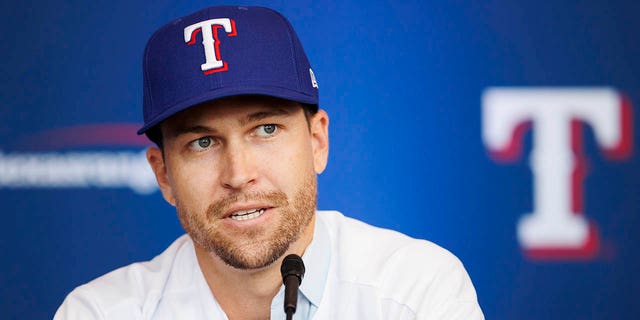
[[230, 208, 266, 221]]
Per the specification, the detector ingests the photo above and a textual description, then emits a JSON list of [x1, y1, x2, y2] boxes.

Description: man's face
[[147, 96, 329, 270]]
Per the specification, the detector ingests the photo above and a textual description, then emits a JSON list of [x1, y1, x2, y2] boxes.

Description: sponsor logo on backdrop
[[0, 124, 157, 195], [482, 88, 633, 260], [185, 18, 237, 74]]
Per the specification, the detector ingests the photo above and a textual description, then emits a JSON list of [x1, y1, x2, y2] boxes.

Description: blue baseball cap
[[138, 5, 319, 134]]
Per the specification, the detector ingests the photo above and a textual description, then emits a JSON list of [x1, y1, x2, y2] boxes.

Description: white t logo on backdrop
[[482, 88, 632, 259], [184, 18, 237, 74]]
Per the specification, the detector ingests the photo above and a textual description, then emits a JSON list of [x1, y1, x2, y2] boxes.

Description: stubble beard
[[176, 174, 317, 270]]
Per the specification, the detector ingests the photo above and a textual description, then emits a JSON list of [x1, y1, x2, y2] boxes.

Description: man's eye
[[256, 124, 277, 136], [190, 137, 213, 150]]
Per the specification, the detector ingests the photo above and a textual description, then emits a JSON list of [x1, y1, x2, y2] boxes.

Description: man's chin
[[214, 244, 289, 270]]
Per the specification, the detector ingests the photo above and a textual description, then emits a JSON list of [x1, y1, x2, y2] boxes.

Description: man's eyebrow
[[239, 107, 293, 126], [170, 125, 217, 138], [168, 107, 294, 138]]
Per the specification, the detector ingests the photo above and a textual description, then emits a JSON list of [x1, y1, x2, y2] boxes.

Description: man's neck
[[194, 216, 315, 320]]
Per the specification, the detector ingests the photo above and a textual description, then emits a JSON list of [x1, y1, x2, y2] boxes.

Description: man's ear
[[146, 147, 176, 206], [310, 109, 329, 174]]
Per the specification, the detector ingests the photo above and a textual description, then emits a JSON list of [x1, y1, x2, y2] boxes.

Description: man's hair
[[145, 102, 318, 149]]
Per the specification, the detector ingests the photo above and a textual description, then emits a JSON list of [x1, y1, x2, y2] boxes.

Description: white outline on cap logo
[[184, 18, 237, 74]]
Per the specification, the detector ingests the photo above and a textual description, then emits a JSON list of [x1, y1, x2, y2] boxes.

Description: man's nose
[[219, 141, 258, 190]]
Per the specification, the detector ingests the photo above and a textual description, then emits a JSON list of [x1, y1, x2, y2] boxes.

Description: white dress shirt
[[55, 211, 484, 319]]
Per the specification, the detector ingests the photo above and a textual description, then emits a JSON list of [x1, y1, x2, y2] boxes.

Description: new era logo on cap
[[310, 68, 318, 88], [139, 6, 319, 135]]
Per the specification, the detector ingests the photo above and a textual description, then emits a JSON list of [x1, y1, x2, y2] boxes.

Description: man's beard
[[176, 174, 317, 270]]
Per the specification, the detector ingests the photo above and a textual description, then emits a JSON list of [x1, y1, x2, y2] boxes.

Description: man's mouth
[[229, 208, 267, 221]]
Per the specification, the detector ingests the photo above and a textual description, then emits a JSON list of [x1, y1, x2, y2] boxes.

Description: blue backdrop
[[2, 1, 639, 319]]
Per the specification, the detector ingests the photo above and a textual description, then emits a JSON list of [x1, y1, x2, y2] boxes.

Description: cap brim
[[137, 85, 318, 134]]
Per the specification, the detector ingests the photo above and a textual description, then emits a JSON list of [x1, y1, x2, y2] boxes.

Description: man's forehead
[[161, 95, 302, 132]]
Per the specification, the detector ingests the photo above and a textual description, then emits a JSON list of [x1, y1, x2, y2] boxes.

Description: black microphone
[[280, 254, 305, 320]]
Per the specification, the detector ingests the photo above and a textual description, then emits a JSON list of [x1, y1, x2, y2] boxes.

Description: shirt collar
[[298, 214, 331, 308]]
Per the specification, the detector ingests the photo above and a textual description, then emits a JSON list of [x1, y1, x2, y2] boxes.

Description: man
[[55, 5, 483, 319]]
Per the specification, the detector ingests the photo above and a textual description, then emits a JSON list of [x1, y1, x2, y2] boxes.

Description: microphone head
[[280, 254, 305, 284]]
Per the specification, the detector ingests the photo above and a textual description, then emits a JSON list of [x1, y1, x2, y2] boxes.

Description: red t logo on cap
[[184, 18, 237, 74]]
